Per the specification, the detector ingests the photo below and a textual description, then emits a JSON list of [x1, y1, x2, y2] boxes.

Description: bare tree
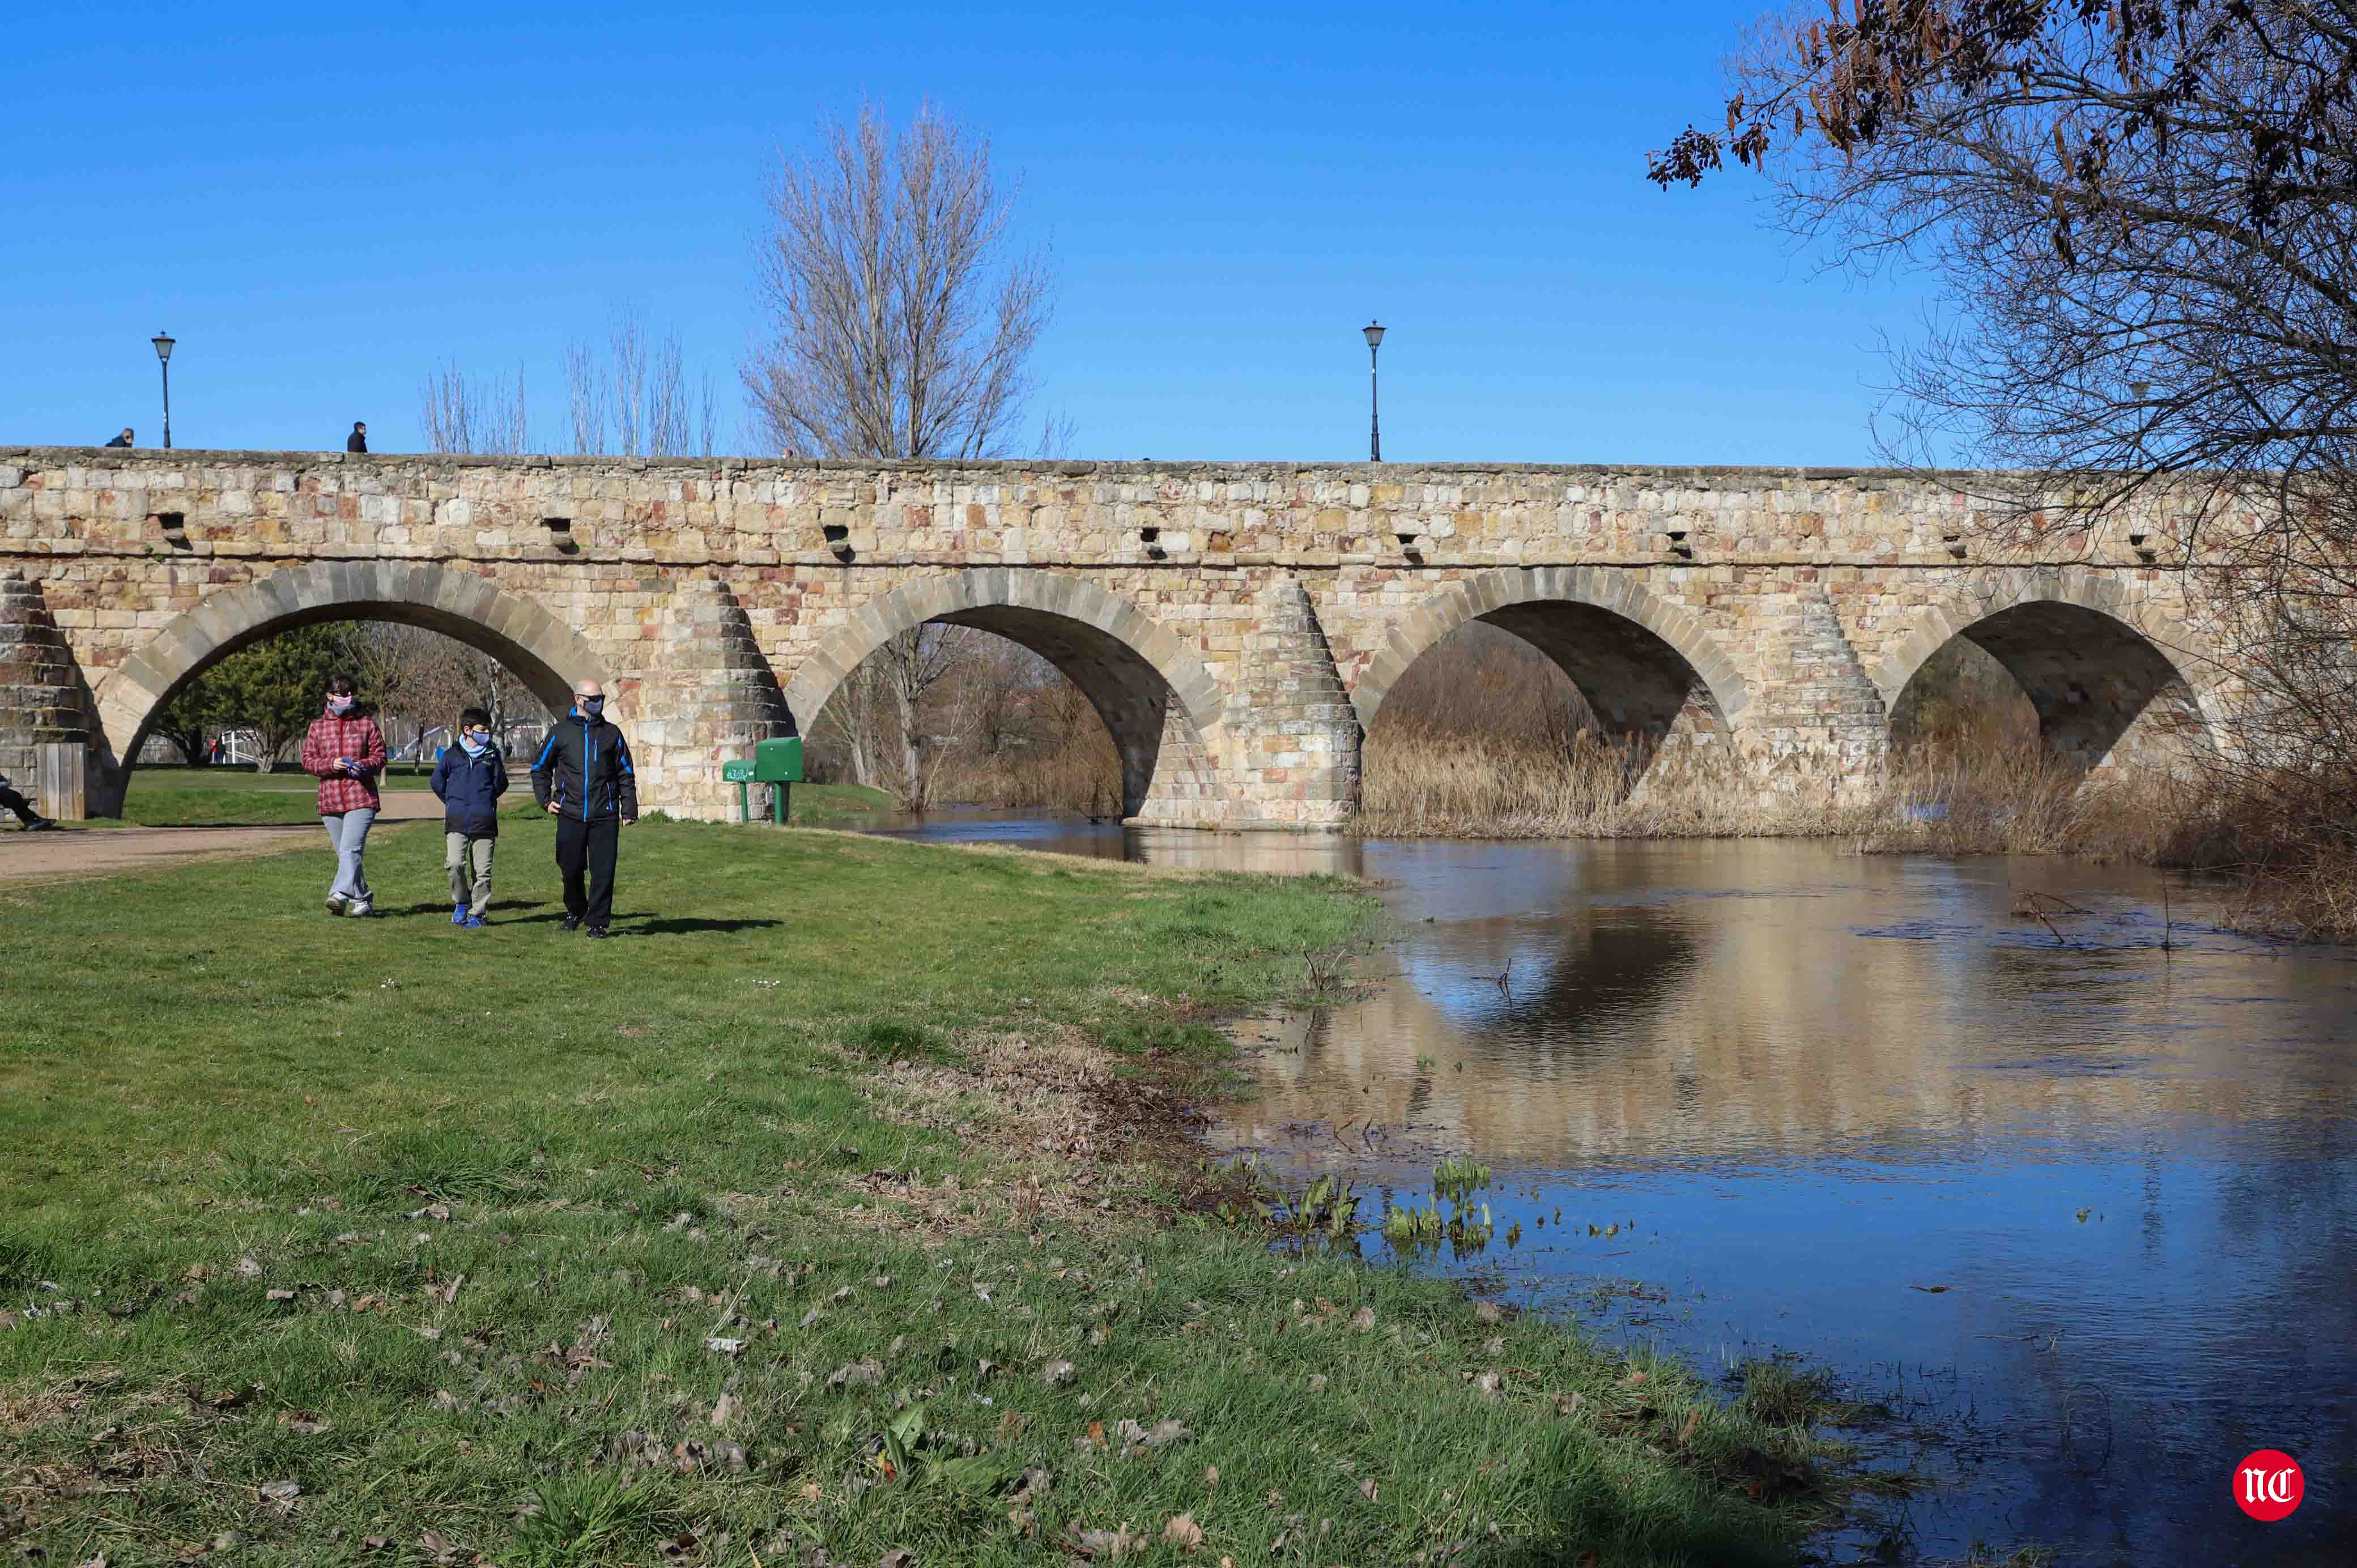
[[1650, 2, 2357, 553], [874, 627, 953, 807], [1033, 409, 1079, 461], [567, 306, 718, 457], [1653, 0, 2357, 929], [745, 99, 1062, 806], [339, 625, 551, 759], [410, 107, 1067, 804], [825, 658, 886, 789], [951, 633, 1059, 757], [743, 98, 1056, 461], [419, 362, 531, 455]]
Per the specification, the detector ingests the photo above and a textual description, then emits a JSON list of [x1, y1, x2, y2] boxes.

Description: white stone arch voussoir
[[781, 570, 1228, 739], [1347, 565, 1752, 731], [94, 560, 609, 765], [1868, 564, 2223, 727]]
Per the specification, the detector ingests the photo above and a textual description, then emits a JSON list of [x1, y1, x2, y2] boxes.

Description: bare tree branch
[[341, 625, 552, 757], [569, 306, 718, 458], [1660, 1, 2357, 930], [742, 98, 1058, 460], [744, 98, 1071, 808], [419, 362, 530, 455]]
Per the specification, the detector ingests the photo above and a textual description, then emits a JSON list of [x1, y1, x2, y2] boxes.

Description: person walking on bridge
[[531, 679, 636, 938], [346, 421, 368, 453], [104, 428, 133, 448]]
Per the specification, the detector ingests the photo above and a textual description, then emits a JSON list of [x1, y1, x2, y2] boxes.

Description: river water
[[860, 809, 2356, 1565]]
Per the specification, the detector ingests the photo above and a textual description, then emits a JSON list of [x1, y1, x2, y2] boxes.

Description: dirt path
[[0, 792, 445, 885]]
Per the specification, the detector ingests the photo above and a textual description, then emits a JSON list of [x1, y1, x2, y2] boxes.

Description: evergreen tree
[[163, 625, 356, 772]]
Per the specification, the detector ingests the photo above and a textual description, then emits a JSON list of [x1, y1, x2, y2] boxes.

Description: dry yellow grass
[[2156, 765, 2357, 940], [1362, 722, 2174, 853], [1359, 725, 1867, 839], [1865, 737, 2185, 859], [1366, 721, 2356, 940]]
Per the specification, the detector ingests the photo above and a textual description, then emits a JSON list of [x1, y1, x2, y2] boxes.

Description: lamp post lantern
[[1362, 321, 1385, 462], [151, 332, 176, 450]]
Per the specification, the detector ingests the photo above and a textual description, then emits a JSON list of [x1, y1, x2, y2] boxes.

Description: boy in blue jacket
[[429, 708, 509, 928]]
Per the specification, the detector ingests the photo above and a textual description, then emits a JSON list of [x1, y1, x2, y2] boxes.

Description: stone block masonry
[[0, 448, 2236, 824]]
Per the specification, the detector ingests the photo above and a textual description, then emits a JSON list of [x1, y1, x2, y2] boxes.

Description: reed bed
[[2157, 766, 2357, 941], [1874, 738, 2357, 941], [1358, 725, 1870, 839], [1364, 721, 2357, 940], [1862, 736, 2184, 860]]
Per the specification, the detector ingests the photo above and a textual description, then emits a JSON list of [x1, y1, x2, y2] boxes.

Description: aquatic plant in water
[[1382, 1155, 1495, 1259], [1203, 1157, 1361, 1243]]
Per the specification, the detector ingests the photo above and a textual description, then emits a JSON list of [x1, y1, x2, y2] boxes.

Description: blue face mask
[[460, 732, 488, 756], [578, 697, 605, 717]]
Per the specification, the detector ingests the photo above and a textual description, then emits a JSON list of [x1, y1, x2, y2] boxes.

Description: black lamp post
[[151, 332, 176, 450], [1363, 321, 1385, 462]]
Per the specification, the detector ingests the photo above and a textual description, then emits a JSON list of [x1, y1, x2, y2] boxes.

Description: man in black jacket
[[347, 421, 368, 453], [530, 679, 637, 938]]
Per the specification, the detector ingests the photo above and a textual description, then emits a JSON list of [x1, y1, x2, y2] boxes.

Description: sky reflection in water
[[866, 812, 2357, 1565]]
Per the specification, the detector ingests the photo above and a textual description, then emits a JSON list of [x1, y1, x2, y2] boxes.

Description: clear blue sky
[[3, 1, 1929, 465]]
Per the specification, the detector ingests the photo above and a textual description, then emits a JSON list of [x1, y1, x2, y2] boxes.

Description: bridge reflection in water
[[865, 812, 2357, 1566], [1226, 845, 2354, 1170]]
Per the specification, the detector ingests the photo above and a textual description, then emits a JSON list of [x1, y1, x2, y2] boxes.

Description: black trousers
[[554, 815, 619, 928], [0, 786, 38, 825]]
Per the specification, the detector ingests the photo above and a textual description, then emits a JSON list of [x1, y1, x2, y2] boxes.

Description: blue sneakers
[[452, 904, 468, 926], [462, 912, 487, 930]]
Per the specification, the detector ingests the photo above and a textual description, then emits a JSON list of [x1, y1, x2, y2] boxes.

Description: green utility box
[[754, 736, 805, 783], [726, 736, 805, 824]]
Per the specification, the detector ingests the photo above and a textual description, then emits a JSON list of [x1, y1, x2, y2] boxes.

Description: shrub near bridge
[[1, 819, 1862, 1566]]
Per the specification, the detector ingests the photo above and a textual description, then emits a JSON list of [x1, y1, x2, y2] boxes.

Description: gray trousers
[[320, 808, 377, 904], [446, 832, 496, 914]]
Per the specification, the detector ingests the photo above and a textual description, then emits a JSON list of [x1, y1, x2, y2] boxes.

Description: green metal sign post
[[724, 738, 805, 826]]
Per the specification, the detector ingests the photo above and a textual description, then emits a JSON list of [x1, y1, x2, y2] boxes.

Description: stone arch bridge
[[0, 448, 2229, 823]]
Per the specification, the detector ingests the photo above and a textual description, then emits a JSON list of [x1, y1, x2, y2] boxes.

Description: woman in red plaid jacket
[[300, 672, 388, 916]]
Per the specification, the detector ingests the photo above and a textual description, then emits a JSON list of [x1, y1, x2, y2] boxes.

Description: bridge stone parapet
[[0, 447, 2232, 823]]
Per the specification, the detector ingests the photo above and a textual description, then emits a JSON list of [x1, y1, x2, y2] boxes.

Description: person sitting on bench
[[0, 771, 59, 831]]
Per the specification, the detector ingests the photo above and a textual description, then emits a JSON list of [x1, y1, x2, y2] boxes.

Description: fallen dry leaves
[[843, 1029, 1220, 1237]]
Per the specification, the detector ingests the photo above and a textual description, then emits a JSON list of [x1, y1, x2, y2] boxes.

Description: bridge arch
[[1351, 566, 1751, 743], [93, 560, 607, 771], [1871, 569, 2217, 769], [781, 570, 1229, 824]]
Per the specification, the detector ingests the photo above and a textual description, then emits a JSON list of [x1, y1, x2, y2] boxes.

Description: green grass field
[[1, 821, 1862, 1566], [108, 766, 895, 829], [775, 781, 896, 827], [111, 764, 436, 828]]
